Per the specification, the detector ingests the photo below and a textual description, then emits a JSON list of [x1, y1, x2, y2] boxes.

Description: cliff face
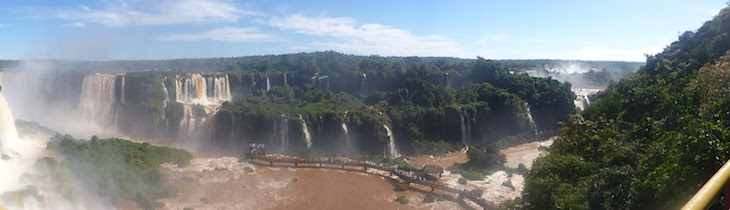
[[0, 55, 577, 157]]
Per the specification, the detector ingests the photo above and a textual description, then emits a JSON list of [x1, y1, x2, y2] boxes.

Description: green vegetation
[[470, 189, 485, 197], [451, 145, 506, 180], [394, 183, 409, 191], [523, 6, 730, 210], [423, 194, 436, 203], [396, 195, 409, 204], [47, 135, 192, 210], [411, 140, 459, 155]]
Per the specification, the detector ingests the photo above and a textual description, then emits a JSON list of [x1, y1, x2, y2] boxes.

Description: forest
[[522, 5, 730, 210]]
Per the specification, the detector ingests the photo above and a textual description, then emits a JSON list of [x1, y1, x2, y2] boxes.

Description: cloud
[[265, 14, 490, 58], [62, 22, 86, 28], [58, 0, 255, 27], [567, 44, 665, 61], [158, 27, 276, 42]]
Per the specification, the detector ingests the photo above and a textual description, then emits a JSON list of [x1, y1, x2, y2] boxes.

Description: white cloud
[[62, 22, 86, 28], [566, 44, 665, 61], [58, 0, 255, 27], [266, 14, 490, 58], [158, 27, 275, 42]]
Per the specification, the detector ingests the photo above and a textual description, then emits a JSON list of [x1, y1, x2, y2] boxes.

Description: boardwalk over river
[[250, 154, 493, 209]]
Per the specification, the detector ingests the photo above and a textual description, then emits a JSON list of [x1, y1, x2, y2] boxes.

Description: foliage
[[523, 6, 730, 210], [470, 189, 485, 197], [411, 140, 458, 155], [47, 135, 192, 210], [396, 195, 409, 204], [458, 178, 467, 185], [460, 170, 484, 180], [394, 183, 409, 191], [423, 194, 436, 203]]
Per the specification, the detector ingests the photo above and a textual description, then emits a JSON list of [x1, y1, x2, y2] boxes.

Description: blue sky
[[0, 0, 726, 61]]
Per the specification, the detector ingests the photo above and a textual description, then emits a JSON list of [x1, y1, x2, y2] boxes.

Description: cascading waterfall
[[525, 103, 538, 135], [341, 122, 351, 148], [174, 76, 183, 103], [0, 93, 18, 155], [572, 88, 601, 113], [0, 91, 22, 194], [279, 114, 289, 152], [171, 74, 232, 139], [265, 76, 271, 92], [0, 91, 40, 194], [120, 75, 126, 104], [230, 115, 236, 144], [299, 115, 312, 148], [76, 73, 116, 124], [179, 105, 196, 138], [283, 73, 288, 85], [384, 125, 400, 159], [174, 74, 232, 105], [161, 77, 170, 130], [460, 108, 471, 145]]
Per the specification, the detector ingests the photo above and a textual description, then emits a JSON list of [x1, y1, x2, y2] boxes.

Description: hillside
[[523, 5, 730, 210]]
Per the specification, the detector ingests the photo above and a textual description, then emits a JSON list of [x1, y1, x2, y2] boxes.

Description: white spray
[[384, 125, 400, 159]]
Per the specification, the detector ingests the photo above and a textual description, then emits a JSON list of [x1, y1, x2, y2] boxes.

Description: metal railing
[[682, 159, 730, 210]]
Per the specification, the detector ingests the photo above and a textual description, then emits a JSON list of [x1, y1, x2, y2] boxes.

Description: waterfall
[[525, 103, 538, 135], [175, 74, 232, 105], [341, 122, 351, 148], [0, 93, 18, 154], [161, 77, 170, 131], [120, 75, 126, 104], [299, 115, 312, 148], [283, 73, 288, 85], [0, 91, 22, 193], [76, 73, 117, 124], [460, 108, 471, 145], [179, 105, 195, 138], [360, 73, 368, 94], [174, 76, 183, 103], [230, 115, 236, 144], [162, 77, 170, 105], [279, 114, 289, 152], [572, 88, 601, 113], [384, 125, 400, 159], [265, 76, 271, 92]]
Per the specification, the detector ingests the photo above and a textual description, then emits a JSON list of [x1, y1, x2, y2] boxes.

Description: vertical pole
[[725, 183, 730, 210]]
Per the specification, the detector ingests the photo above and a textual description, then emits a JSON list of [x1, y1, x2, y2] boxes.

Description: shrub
[[394, 183, 409, 191], [458, 178, 467, 185], [396, 195, 409, 204], [517, 163, 528, 174], [503, 180, 515, 191], [423, 194, 435, 203], [461, 169, 484, 180], [470, 189, 484, 197]]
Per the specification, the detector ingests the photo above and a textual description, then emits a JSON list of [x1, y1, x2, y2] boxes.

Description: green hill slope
[[523, 6, 730, 210]]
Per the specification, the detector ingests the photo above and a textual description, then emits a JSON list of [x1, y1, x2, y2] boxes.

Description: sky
[[0, 0, 726, 61]]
